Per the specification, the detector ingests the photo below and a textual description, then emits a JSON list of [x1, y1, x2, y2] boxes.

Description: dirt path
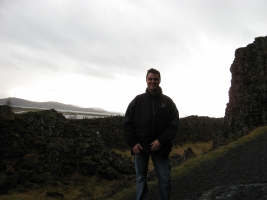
[[123, 131, 267, 200]]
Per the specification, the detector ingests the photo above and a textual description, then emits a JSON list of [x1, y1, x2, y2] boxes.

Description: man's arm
[[123, 97, 138, 148], [157, 101, 179, 144]]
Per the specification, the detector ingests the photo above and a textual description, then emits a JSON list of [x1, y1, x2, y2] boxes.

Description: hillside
[[122, 127, 267, 200]]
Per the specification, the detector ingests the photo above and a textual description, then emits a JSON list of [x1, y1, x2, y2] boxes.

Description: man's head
[[146, 68, 161, 94], [146, 68, 161, 80]]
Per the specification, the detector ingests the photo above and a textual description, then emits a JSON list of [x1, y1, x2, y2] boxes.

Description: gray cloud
[[1, 1, 266, 69], [1, 0, 197, 74], [1, 0, 267, 116]]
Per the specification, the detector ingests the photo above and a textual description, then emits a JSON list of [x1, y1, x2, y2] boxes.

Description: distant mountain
[[0, 97, 122, 115], [91, 107, 106, 111]]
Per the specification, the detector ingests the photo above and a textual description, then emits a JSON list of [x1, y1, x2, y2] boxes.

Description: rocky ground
[[123, 131, 267, 200]]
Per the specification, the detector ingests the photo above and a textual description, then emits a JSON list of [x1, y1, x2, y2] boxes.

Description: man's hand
[[132, 143, 143, 153], [150, 140, 161, 151]]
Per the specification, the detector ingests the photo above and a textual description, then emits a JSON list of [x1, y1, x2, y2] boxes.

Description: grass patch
[[0, 174, 134, 200], [114, 141, 213, 170], [171, 126, 267, 177], [171, 141, 213, 156]]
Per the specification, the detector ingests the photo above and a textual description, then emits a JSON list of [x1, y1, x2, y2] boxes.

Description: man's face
[[146, 73, 160, 93]]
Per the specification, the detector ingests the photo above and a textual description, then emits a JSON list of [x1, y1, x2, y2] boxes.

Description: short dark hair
[[146, 68, 161, 80]]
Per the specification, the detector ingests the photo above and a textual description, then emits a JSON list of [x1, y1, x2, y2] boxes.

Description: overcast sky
[[1, 0, 267, 117]]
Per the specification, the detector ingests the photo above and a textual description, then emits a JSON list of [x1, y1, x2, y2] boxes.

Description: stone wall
[[213, 36, 267, 148], [175, 115, 222, 143], [0, 107, 134, 194]]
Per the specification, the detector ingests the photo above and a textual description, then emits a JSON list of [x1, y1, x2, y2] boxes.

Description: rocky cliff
[[213, 36, 267, 148]]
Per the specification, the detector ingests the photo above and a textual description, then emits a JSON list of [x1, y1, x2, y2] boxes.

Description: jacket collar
[[145, 87, 162, 98]]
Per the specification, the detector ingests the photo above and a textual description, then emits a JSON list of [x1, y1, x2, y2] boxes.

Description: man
[[123, 68, 179, 200]]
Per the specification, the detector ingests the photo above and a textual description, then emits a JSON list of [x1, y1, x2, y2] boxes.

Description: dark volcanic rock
[[183, 147, 196, 160], [0, 107, 134, 194], [213, 36, 267, 148], [175, 115, 222, 144]]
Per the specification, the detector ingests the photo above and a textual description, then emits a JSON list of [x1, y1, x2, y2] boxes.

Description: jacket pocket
[[134, 118, 151, 136]]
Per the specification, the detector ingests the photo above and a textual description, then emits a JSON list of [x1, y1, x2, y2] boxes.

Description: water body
[[12, 106, 123, 119]]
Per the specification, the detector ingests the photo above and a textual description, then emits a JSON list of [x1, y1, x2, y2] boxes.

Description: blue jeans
[[134, 153, 171, 200]]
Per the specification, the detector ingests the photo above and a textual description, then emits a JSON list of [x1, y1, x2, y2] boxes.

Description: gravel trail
[[123, 132, 267, 200]]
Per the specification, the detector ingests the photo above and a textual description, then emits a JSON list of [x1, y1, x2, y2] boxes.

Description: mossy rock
[[0, 116, 15, 128], [96, 166, 118, 180]]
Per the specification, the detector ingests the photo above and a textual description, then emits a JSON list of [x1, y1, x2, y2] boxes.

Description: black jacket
[[123, 87, 179, 158]]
